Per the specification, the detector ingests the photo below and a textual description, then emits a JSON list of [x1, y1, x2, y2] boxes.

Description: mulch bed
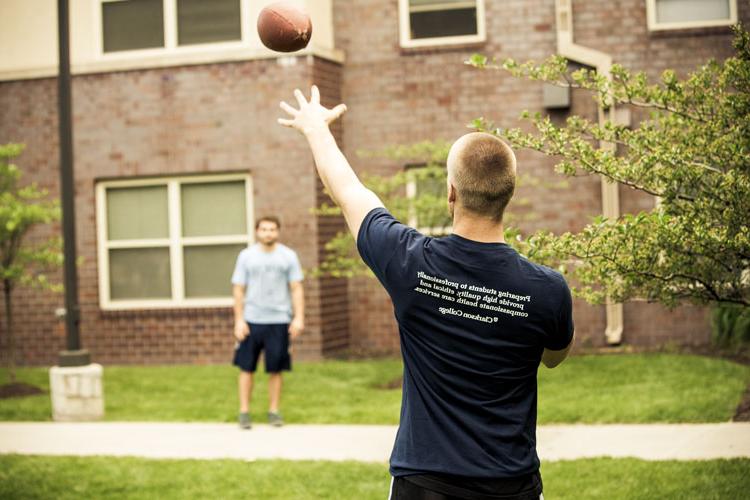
[[0, 382, 45, 399]]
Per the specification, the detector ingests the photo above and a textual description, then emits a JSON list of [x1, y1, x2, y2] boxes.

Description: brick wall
[[1, 77, 67, 365], [2, 0, 746, 364], [333, 0, 747, 354], [312, 58, 351, 356], [0, 56, 346, 365]]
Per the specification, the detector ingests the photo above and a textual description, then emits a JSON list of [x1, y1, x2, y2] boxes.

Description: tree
[[0, 144, 61, 383], [465, 24, 749, 308]]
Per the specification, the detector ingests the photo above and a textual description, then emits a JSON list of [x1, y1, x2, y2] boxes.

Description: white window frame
[[646, 0, 738, 31], [406, 167, 453, 236], [398, 0, 486, 49], [94, 0, 252, 59], [96, 173, 254, 310]]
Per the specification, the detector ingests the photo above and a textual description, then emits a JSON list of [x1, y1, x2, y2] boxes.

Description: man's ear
[[448, 183, 457, 204]]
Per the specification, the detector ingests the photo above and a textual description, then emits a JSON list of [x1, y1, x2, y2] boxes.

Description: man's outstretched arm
[[278, 86, 384, 240]]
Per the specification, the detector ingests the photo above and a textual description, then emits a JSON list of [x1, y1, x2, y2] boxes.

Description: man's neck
[[451, 210, 505, 244], [259, 242, 278, 252]]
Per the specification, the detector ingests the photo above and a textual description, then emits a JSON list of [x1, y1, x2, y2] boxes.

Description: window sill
[[647, 23, 737, 38], [98, 303, 233, 319], [0, 44, 345, 82], [399, 38, 488, 56], [100, 299, 234, 313]]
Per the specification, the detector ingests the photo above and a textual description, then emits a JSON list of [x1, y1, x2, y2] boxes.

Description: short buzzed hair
[[255, 215, 281, 230], [448, 133, 516, 222]]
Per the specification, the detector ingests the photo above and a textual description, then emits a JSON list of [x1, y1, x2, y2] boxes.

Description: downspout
[[555, 0, 625, 344]]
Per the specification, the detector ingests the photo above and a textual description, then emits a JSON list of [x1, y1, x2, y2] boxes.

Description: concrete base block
[[49, 363, 105, 421]]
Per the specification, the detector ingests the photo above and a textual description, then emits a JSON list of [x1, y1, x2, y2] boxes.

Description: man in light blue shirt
[[231, 215, 304, 429]]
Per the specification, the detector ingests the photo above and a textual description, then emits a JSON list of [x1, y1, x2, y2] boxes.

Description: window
[[399, 0, 486, 48], [646, 0, 737, 31], [102, 0, 165, 53], [96, 175, 253, 309], [177, 0, 241, 46], [100, 0, 244, 54], [406, 165, 453, 235]]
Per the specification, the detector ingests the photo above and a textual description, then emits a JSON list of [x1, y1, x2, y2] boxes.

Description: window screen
[[177, 0, 241, 46], [655, 0, 730, 24], [102, 0, 165, 53], [181, 181, 247, 237], [409, 0, 478, 40]]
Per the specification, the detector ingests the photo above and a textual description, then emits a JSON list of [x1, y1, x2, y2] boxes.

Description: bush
[[711, 304, 750, 349]]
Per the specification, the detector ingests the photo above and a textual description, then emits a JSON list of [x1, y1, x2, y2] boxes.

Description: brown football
[[257, 2, 312, 53]]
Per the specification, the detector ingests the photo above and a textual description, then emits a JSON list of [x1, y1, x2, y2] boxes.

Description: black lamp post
[[57, 0, 89, 367]]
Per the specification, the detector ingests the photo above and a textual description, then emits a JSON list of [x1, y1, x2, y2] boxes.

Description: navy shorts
[[390, 472, 543, 500], [232, 322, 291, 373]]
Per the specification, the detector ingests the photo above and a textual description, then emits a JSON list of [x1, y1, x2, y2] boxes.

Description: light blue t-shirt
[[231, 243, 304, 324]]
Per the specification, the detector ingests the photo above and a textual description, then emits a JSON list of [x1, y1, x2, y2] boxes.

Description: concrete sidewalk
[[1, 422, 749, 462]]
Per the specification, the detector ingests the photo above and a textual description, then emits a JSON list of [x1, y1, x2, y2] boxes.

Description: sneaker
[[239, 412, 252, 430], [268, 411, 284, 427]]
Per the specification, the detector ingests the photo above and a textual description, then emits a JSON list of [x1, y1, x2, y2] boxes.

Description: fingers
[[279, 101, 299, 117], [277, 118, 294, 127], [294, 88, 307, 107], [310, 85, 320, 104], [327, 103, 347, 123]]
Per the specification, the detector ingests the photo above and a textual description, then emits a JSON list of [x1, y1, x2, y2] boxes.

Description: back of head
[[447, 132, 517, 222]]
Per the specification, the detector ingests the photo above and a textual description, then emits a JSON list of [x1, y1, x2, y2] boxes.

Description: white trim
[[164, 0, 177, 50], [406, 178, 418, 228], [245, 176, 256, 245], [168, 181, 185, 301], [398, 0, 486, 49], [182, 235, 250, 246], [408, 2, 476, 13], [0, 45, 346, 82], [96, 173, 253, 311], [97, 40, 257, 61], [646, 0, 737, 32], [94, 0, 104, 57], [240, 0, 251, 47], [101, 173, 250, 187], [107, 239, 171, 249], [96, 182, 110, 310], [101, 297, 234, 311]]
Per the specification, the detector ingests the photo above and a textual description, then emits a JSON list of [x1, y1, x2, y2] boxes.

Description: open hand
[[278, 85, 347, 135]]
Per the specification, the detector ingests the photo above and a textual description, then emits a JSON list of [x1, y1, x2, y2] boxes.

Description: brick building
[[0, 0, 746, 365]]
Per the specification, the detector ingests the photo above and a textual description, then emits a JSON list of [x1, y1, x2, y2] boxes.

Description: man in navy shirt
[[279, 87, 574, 500]]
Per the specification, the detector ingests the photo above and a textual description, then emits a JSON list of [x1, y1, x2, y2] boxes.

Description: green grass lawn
[[0, 359, 404, 424], [0, 354, 748, 424], [537, 353, 750, 423], [1, 455, 748, 500]]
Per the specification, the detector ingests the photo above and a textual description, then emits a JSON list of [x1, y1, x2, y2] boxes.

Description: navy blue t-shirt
[[357, 208, 574, 479]]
